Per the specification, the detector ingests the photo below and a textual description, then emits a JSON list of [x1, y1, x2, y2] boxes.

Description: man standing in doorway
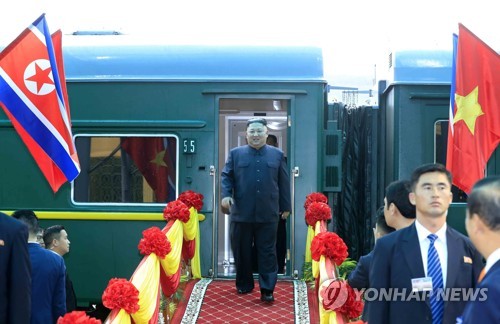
[[221, 118, 291, 303], [267, 134, 287, 274]]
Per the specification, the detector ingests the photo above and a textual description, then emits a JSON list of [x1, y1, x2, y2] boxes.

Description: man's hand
[[221, 197, 234, 209], [281, 211, 290, 220]]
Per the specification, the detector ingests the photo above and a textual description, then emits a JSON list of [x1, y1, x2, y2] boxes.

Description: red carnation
[[321, 280, 363, 320], [178, 190, 204, 212], [102, 278, 140, 314], [304, 192, 328, 210], [305, 202, 332, 226], [311, 232, 348, 265], [57, 311, 102, 324], [163, 200, 191, 223], [138, 227, 172, 258]]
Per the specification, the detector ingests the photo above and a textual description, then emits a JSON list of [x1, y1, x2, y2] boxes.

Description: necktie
[[428, 234, 444, 324]]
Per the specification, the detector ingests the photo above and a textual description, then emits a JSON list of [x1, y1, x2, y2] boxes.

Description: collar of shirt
[[415, 220, 448, 287], [485, 247, 500, 274], [248, 144, 267, 154]]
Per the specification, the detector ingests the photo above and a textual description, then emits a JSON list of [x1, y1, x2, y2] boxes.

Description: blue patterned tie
[[428, 234, 444, 324]]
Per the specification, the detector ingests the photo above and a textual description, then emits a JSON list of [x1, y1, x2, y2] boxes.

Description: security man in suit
[[44, 225, 77, 313], [461, 176, 500, 323], [0, 212, 31, 323], [12, 210, 66, 324], [221, 117, 291, 303], [368, 163, 483, 324], [348, 206, 395, 290]]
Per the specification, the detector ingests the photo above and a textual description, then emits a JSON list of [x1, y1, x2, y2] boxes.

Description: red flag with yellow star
[[121, 137, 177, 203], [446, 24, 500, 193]]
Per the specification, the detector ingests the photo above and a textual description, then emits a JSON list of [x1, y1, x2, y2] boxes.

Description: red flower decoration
[[311, 232, 348, 265], [305, 202, 332, 226], [57, 311, 102, 324], [102, 278, 140, 314], [304, 192, 328, 210], [163, 200, 190, 223], [320, 280, 363, 320], [138, 227, 172, 258], [178, 190, 204, 212]]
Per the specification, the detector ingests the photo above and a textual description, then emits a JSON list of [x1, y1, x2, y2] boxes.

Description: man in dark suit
[[461, 176, 500, 323], [0, 212, 31, 323], [13, 210, 66, 323], [44, 225, 77, 313], [348, 206, 395, 290], [368, 163, 483, 324], [221, 117, 291, 303]]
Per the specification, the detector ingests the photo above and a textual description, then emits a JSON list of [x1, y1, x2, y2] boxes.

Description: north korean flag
[[0, 14, 80, 193]]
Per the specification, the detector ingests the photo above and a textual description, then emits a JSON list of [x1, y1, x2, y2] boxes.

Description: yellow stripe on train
[[2, 211, 164, 221]]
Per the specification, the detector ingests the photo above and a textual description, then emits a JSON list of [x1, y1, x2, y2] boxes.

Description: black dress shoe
[[237, 288, 252, 294], [260, 292, 274, 303]]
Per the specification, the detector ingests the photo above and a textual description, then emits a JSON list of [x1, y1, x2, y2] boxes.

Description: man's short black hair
[[410, 163, 452, 191], [11, 209, 39, 235], [43, 225, 66, 248], [385, 180, 416, 219], [246, 118, 267, 127]]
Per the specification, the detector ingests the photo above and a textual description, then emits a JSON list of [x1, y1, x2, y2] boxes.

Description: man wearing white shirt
[[368, 163, 483, 324], [461, 176, 500, 323]]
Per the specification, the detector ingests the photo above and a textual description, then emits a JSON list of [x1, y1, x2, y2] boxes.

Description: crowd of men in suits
[[2, 160, 499, 323], [348, 163, 500, 323], [0, 210, 77, 323]]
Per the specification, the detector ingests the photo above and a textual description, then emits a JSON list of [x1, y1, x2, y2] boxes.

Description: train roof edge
[[385, 49, 453, 87], [59, 35, 325, 82]]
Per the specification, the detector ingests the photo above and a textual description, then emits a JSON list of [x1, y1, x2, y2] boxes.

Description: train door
[[216, 98, 290, 278]]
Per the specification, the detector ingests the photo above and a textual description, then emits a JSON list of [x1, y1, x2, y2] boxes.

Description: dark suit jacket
[[29, 243, 66, 324], [348, 250, 373, 290], [65, 271, 77, 312], [0, 213, 31, 324], [461, 260, 500, 323], [368, 223, 483, 324], [221, 144, 291, 222]]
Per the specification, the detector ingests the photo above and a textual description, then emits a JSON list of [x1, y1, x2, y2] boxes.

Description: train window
[[72, 135, 178, 205], [435, 120, 467, 202]]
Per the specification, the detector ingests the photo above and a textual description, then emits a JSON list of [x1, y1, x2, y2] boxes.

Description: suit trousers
[[231, 221, 278, 292]]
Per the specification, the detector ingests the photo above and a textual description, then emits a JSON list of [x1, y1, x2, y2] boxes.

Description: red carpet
[[175, 279, 316, 323]]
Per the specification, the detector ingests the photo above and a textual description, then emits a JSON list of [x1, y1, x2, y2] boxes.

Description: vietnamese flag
[[121, 137, 177, 203], [446, 24, 500, 194]]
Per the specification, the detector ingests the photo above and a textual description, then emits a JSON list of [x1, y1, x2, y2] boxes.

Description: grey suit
[[221, 144, 291, 292], [367, 223, 483, 324]]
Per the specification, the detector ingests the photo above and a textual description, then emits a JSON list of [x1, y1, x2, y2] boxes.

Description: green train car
[[1, 36, 496, 308], [0, 36, 340, 306]]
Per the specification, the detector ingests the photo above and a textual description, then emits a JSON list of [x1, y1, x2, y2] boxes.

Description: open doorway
[[217, 98, 289, 277]]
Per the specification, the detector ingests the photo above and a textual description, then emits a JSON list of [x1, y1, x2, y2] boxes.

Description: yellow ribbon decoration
[[305, 225, 314, 262], [105, 309, 131, 324], [130, 255, 161, 323], [191, 212, 202, 278], [161, 220, 183, 275]]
